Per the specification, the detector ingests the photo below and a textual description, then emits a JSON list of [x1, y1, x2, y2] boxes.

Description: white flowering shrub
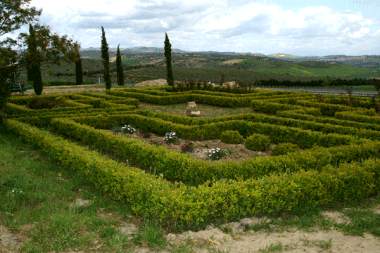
[[207, 147, 227, 160], [113, 124, 136, 134], [121, 124, 136, 134], [164, 131, 178, 144]]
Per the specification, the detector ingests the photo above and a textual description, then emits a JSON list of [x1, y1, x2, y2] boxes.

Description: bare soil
[[0, 225, 22, 253], [119, 131, 271, 161], [166, 227, 380, 253]]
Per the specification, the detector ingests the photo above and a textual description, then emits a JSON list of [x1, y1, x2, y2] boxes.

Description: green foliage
[[245, 134, 271, 151], [4, 119, 380, 230], [101, 26, 111, 90], [116, 45, 124, 86], [75, 44, 83, 85], [164, 33, 174, 86], [133, 222, 166, 248], [272, 143, 299, 156], [27, 24, 43, 95], [0, 0, 40, 37], [49, 117, 380, 185], [220, 130, 244, 144]]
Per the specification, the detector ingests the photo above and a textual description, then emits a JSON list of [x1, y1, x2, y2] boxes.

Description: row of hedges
[[251, 100, 304, 114], [110, 91, 256, 107], [118, 109, 380, 141], [79, 93, 139, 106], [291, 99, 364, 116], [5, 101, 92, 116], [136, 109, 380, 141], [77, 113, 356, 148], [5, 119, 380, 230], [49, 118, 380, 185], [336, 111, 380, 125], [278, 110, 380, 132]]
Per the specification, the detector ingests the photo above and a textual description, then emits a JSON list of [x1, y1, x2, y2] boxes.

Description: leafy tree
[[20, 24, 75, 94], [164, 33, 174, 86], [0, 0, 40, 118], [116, 45, 124, 86], [0, 0, 41, 37], [0, 48, 17, 121], [101, 26, 111, 90]]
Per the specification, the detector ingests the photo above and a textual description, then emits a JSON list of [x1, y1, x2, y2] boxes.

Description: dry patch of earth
[[166, 227, 380, 253], [134, 79, 167, 88], [373, 205, 380, 215], [222, 59, 244, 65], [321, 211, 351, 225], [0, 225, 22, 253]]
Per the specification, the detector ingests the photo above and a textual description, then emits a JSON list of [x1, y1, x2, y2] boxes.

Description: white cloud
[[29, 0, 380, 55]]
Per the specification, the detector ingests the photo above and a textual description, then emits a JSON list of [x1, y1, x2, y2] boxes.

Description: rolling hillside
[[35, 49, 380, 85]]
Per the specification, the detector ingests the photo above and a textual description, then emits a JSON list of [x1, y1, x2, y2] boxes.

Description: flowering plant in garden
[[164, 131, 178, 144], [121, 124, 136, 134], [207, 147, 227, 160]]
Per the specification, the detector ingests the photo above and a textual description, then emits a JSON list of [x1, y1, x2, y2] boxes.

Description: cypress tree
[[164, 33, 174, 86], [75, 43, 83, 85], [27, 24, 43, 95], [116, 45, 124, 86], [101, 26, 111, 90]]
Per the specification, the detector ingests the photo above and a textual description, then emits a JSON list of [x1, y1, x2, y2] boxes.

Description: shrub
[[164, 131, 178, 144], [5, 119, 380, 231], [272, 143, 299, 156], [220, 130, 244, 144], [207, 148, 227, 160], [121, 124, 136, 134], [245, 134, 271, 151]]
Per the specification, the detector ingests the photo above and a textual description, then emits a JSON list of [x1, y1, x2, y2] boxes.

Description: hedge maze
[[4, 88, 380, 230]]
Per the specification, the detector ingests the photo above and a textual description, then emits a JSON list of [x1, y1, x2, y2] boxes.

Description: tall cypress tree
[[101, 26, 111, 90], [164, 33, 174, 86], [116, 45, 124, 86], [27, 24, 43, 95], [74, 43, 83, 85]]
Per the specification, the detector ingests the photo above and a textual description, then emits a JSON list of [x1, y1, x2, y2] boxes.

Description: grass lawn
[[0, 128, 167, 252], [139, 103, 253, 117]]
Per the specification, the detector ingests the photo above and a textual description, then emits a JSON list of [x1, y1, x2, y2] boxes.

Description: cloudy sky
[[29, 0, 380, 56]]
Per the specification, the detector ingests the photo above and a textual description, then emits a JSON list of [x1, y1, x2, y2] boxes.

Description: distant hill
[[37, 47, 380, 85]]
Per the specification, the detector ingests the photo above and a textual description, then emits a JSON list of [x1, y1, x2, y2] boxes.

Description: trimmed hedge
[[245, 134, 271, 151], [4, 119, 380, 230], [336, 111, 380, 125], [272, 143, 299, 156], [220, 130, 244, 144], [49, 118, 380, 185], [76, 114, 356, 148], [138, 109, 380, 141]]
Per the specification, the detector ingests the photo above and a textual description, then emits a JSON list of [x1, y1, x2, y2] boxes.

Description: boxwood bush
[[5, 119, 380, 231], [245, 134, 271, 151], [272, 143, 299, 156], [220, 130, 244, 144]]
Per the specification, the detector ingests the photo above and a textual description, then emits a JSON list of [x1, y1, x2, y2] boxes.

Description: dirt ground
[[116, 131, 271, 161], [165, 228, 380, 253]]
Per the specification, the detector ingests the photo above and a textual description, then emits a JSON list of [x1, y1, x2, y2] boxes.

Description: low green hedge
[[49, 118, 380, 185], [272, 143, 299, 156], [5, 119, 380, 230], [140, 109, 380, 141], [245, 134, 271, 151], [111, 90, 254, 107], [278, 110, 380, 132], [220, 130, 244, 144], [335, 111, 380, 125], [77, 114, 356, 148]]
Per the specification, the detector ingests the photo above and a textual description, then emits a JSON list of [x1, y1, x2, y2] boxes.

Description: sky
[[28, 0, 380, 56]]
